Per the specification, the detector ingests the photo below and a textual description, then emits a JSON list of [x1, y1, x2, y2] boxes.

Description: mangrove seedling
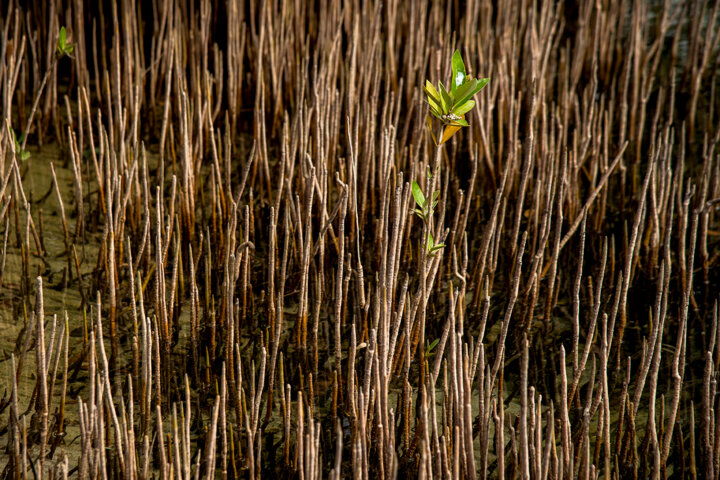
[[56, 26, 74, 58], [424, 233, 445, 257], [9, 127, 30, 161], [425, 338, 440, 359], [414, 49, 488, 258], [18, 26, 72, 154]]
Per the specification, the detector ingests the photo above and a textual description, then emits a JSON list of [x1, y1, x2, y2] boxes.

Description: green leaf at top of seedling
[[431, 190, 440, 209], [424, 81, 443, 118], [459, 77, 488, 107], [424, 99, 442, 120], [453, 77, 488, 111], [59, 27, 66, 49], [452, 100, 475, 117], [438, 82, 452, 114], [475, 77, 489, 92], [424, 80, 441, 104], [411, 180, 425, 210], [451, 50, 466, 93], [452, 78, 478, 108]]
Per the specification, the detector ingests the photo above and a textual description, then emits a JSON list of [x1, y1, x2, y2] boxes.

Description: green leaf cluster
[[425, 338, 440, 359], [56, 26, 74, 58], [425, 232, 445, 256], [9, 127, 30, 161], [423, 50, 488, 129]]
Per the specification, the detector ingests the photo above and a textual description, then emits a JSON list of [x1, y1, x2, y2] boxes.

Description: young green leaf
[[452, 99, 475, 117], [460, 78, 488, 105], [451, 50, 466, 93], [474, 77, 490, 94], [430, 243, 446, 253], [438, 82, 452, 114], [452, 78, 479, 109], [425, 100, 442, 118], [427, 338, 440, 352], [412, 180, 426, 209], [426, 233, 445, 255], [424, 99, 442, 119], [424, 81, 443, 115], [424, 80, 441, 102], [10, 127, 29, 160], [457, 78, 488, 108], [56, 26, 74, 57], [11, 130, 21, 151]]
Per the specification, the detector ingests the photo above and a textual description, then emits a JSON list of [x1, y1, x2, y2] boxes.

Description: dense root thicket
[[1, 0, 720, 478]]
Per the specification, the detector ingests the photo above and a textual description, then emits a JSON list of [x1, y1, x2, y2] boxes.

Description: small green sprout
[[425, 232, 445, 257], [56, 26, 74, 58], [9, 127, 30, 161], [424, 50, 488, 145], [425, 338, 440, 359]]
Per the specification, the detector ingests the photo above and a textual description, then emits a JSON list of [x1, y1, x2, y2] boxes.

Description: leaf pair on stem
[[412, 174, 444, 257], [56, 26, 74, 58], [9, 127, 30, 161]]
